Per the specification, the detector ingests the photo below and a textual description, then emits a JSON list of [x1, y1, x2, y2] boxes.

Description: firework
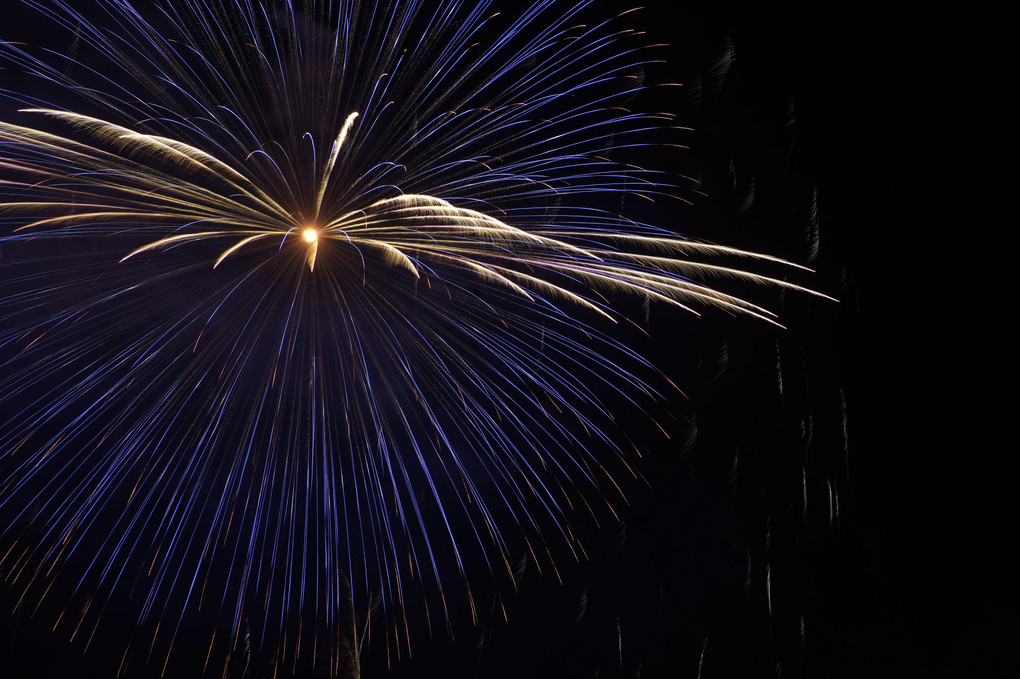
[[0, 0, 828, 675]]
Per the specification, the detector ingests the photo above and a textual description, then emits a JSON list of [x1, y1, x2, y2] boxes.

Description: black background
[[1, 1, 1007, 677]]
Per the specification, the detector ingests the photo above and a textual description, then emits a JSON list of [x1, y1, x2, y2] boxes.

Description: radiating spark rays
[[1, 0, 827, 675]]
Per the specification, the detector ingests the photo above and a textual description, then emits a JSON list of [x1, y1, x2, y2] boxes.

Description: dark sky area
[[0, 1, 1007, 678]]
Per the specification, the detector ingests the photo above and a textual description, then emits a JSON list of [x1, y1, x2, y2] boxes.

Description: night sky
[[1, 1, 1008, 678]]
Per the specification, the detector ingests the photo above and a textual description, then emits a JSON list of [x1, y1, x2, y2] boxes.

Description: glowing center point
[[302, 228, 318, 244]]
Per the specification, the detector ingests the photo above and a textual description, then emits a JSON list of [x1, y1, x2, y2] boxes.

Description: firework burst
[[1, 0, 828, 675]]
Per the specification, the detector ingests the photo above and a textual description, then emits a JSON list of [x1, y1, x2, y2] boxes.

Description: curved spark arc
[[0, 0, 830, 674]]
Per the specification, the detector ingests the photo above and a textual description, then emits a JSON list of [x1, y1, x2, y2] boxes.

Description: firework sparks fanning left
[[1, 0, 827, 675]]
